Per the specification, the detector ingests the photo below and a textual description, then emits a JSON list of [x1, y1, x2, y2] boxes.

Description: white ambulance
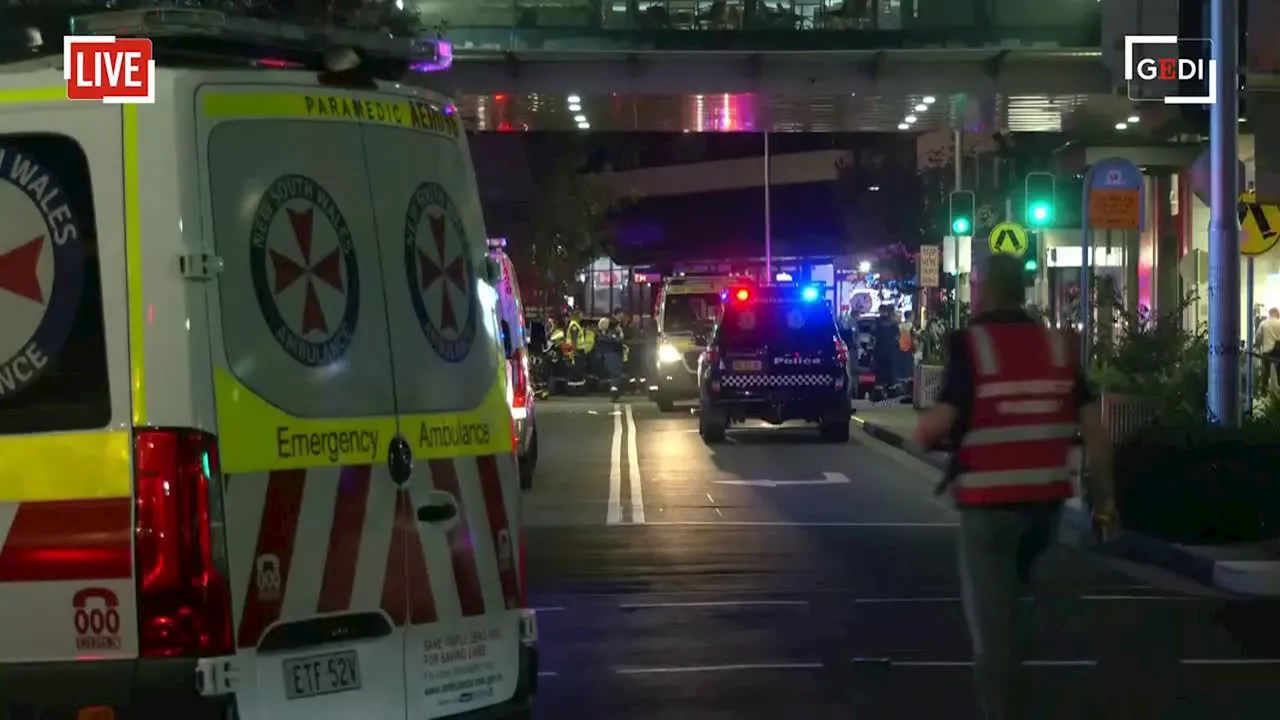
[[485, 238, 538, 490], [651, 275, 736, 411], [0, 10, 536, 719]]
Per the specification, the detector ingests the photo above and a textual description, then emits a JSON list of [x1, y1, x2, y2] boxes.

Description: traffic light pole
[[953, 129, 963, 331], [1207, 0, 1242, 426]]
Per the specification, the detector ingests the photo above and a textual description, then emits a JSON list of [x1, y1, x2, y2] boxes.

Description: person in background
[[596, 312, 626, 401], [872, 304, 899, 393], [898, 309, 917, 384], [565, 309, 589, 392], [912, 254, 1117, 720], [1255, 307, 1280, 392], [618, 308, 639, 388]]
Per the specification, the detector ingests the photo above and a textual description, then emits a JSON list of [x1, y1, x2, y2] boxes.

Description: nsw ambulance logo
[[0, 144, 84, 399], [404, 182, 478, 363], [250, 174, 361, 367]]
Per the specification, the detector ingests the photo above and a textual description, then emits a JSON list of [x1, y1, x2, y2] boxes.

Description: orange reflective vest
[[952, 324, 1078, 506]]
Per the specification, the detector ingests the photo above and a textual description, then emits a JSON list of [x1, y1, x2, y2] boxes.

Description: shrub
[[1113, 421, 1280, 544]]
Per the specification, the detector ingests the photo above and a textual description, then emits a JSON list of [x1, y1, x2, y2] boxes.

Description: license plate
[[732, 360, 762, 371], [283, 650, 362, 700]]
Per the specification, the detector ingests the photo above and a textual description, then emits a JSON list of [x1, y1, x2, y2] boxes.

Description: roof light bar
[[69, 9, 452, 73], [487, 237, 508, 250]]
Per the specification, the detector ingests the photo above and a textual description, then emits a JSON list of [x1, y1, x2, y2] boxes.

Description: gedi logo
[[1124, 35, 1216, 105]]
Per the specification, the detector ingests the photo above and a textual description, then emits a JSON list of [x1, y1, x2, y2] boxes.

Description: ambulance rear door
[[197, 83, 410, 720], [0, 104, 138, 669], [359, 94, 525, 718]]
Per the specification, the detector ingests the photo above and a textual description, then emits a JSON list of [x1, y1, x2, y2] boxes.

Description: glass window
[[0, 134, 110, 434]]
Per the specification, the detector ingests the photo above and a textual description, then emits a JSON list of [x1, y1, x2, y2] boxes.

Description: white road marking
[[531, 606, 566, 613], [615, 663, 824, 675], [625, 403, 645, 523], [853, 595, 1189, 604], [705, 493, 724, 517], [1179, 658, 1280, 666], [618, 600, 810, 610], [890, 658, 1280, 668], [538, 671, 559, 677], [892, 659, 1099, 668], [644, 520, 958, 528], [607, 404, 623, 525], [715, 472, 851, 488]]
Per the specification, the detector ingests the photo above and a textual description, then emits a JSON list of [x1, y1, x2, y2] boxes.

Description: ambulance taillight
[[133, 430, 234, 657]]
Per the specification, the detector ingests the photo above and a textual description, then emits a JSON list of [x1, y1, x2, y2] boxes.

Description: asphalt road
[[524, 397, 1280, 719]]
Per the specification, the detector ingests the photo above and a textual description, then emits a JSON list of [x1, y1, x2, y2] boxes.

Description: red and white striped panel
[[226, 453, 522, 649], [0, 499, 137, 662], [0, 499, 133, 583]]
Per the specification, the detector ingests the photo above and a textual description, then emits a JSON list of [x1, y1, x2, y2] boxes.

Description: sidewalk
[[853, 405, 1280, 597]]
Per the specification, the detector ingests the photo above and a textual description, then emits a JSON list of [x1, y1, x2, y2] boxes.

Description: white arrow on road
[[714, 472, 850, 488]]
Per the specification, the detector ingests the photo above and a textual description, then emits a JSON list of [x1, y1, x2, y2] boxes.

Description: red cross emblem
[[417, 213, 468, 333], [0, 236, 45, 304], [269, 208, 344, 335]]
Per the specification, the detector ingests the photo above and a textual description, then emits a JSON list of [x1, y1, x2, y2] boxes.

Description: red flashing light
[[734, 288, 750, 302]]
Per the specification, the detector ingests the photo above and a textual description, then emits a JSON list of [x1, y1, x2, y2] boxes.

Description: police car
[[0, 10, 535, 719], [698, 284, 853, 442]]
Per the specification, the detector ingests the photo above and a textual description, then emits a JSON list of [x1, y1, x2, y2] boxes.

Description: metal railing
[[913, 363, 944, 409], [441, 0, 1101, 52]]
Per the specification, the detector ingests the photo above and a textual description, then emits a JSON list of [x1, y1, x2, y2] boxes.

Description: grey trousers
[[957, 502, 1063, 720]]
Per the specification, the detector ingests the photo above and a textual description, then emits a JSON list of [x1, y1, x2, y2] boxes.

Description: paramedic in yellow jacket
[[565, 310, 589, 391]]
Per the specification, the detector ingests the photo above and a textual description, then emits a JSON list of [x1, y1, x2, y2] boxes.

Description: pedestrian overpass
[[423, 0, 1122, 132]]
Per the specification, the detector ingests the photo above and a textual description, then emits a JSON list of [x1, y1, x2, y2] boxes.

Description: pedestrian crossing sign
[[1238, 192, 1280, 256], [988, 222, 1028, 257]]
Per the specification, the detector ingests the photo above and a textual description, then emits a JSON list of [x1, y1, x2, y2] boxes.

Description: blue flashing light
[[801, 286, 820, 302]]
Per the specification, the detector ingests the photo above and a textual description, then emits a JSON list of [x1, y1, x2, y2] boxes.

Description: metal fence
[[1098, 393, 1158, 443], [913, 364, 945, 409]]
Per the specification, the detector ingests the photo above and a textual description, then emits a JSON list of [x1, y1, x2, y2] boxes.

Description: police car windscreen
[[720, 301, 836, 350], [0, 135, 111, 435], [664, 293, 719, 333]]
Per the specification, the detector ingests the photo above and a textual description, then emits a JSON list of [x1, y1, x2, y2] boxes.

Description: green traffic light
[[1028, 202, 1052, 226], [952, 218, 971, 234], [1024, 258, 1038, 271]]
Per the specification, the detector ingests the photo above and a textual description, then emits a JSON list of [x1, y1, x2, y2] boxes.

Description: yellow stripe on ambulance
[[200, 89, 460, 137]]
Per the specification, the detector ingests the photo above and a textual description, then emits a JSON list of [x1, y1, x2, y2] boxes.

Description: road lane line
[[891, 660, 1099, 668], [1180, 658, 1280, 665], [644, 520, 958, 528], [614, 662, 824, 675], [854, 595, 1189, 604], [854, 597, 960, 604], [607, 403, 623, 525], [531, 606, 566, 612], [705, 493, 724, 517], [625, 403, 645, 523], [619, 600, 810, 610], [887, 658, 1280, 668], [537, 671, 559, 677]]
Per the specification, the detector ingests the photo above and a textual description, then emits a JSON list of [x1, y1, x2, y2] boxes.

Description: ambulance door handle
[[417, 502, 457, 523]]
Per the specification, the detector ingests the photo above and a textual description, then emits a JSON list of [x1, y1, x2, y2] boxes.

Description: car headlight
[[657, 343, 682, 364]]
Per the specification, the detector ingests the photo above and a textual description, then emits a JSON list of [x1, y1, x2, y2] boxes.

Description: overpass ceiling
[[457, 93, 1146, 134]]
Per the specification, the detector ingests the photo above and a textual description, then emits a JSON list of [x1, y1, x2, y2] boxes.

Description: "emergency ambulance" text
[[276, 426, 379, 462], [418, 419, 491, 451]]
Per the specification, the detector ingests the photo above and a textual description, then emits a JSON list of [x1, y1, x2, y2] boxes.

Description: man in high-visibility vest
[[913, 254, 1117, 720], [565, 310, 588, 391]]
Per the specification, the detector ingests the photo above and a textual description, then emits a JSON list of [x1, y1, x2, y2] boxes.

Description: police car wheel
[[519, 430, 538, 490], [819, 421, 850, 443], [699, 411, 727, 443]]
